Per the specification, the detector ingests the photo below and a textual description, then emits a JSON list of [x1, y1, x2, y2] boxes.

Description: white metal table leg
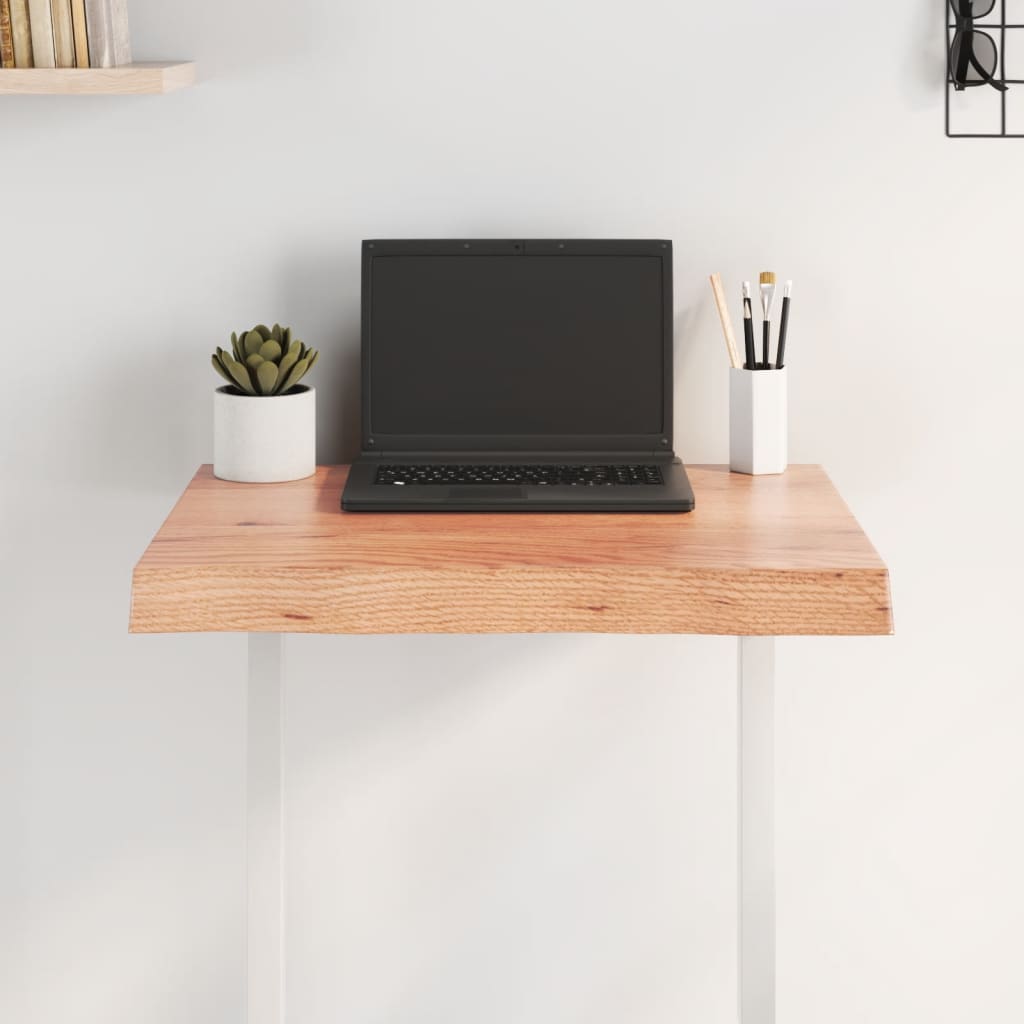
[[738, 636, 775, 1024], [247, 633, 285, 1024]]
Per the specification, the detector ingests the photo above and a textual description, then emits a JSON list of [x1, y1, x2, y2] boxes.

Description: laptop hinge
[[362, 449, 672, 460]]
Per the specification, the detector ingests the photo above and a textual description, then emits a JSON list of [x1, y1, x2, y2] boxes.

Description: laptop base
[[341, 457, 695, 513]]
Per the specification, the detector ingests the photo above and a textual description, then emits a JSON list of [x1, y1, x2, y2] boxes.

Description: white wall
[[4, 1, 1024, 1021]]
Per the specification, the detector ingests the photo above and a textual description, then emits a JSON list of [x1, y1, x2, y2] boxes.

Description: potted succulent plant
[[211, 324, 320, 483]]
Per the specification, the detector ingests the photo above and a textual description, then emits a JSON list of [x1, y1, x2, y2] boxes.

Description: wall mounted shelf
[[130, 464, 893, 635], [0, 61, 195, 96]]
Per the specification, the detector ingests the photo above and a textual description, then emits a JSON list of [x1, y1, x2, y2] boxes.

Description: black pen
[[742, 282, 757, 370], [775, 281, 792, 369]]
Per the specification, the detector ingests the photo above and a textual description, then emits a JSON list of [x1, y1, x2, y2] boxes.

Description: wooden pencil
[[710, 272, 742, 369]]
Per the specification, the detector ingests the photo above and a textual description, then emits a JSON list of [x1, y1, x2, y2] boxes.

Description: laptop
[[341, 239, 695, 512]]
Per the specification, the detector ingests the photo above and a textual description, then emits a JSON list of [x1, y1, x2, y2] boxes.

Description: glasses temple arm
[[970, 45, 1008, 90]]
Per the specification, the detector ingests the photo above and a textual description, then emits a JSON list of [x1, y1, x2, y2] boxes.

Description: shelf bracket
[[247, 633, 285, 1024], [738, 636, 775, 1024]]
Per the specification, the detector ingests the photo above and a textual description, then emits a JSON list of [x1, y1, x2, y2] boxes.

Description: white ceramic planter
[[214, 385, 316, 483], [729, 367, 787, 475]]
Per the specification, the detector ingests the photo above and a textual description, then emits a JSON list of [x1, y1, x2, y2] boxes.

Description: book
[[83, 0, 128, 68], [27, 0, 52, 66], [10, 0, 33, 66], [1, 0, 14, 68], [69, 0, 86, 66], [49, 0, 73, 66]]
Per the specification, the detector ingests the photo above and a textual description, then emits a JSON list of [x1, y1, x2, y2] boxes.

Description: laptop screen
[[364, 242, 671, 448]]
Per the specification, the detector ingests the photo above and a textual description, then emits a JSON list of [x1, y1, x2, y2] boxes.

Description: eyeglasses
[[949, 0, 1008, 91]]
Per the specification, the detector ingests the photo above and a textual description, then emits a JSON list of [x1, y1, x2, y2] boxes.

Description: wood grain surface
[[130, 465, 892, 636], [0, 61, 195, 94]]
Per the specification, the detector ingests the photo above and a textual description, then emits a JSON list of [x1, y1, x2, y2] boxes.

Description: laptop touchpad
[[446, 486, 526, 500]]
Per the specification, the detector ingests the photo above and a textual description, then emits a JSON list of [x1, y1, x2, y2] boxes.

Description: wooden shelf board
[[130, 465, 893, 637], [0, 62, 195, 95]]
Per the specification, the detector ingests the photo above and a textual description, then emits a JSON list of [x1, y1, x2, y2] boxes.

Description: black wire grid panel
[[947, 0, 1023, 137]]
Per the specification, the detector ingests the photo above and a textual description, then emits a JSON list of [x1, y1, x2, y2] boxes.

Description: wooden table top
[[129, 465, 892, 636]]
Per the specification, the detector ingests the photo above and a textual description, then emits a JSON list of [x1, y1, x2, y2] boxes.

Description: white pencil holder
[[729, 367, 788, 475]]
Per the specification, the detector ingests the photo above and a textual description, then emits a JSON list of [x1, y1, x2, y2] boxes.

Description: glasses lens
[[951, 0, 997, 18], [951, 29, 1000, 83]]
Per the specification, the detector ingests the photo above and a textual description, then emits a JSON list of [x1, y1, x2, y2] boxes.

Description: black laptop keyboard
[[374, 464, 665, 487]]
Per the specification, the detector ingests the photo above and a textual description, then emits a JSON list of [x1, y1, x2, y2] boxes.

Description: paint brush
[[759, 271, 777, 368], [775, 280, 792, 369], [742, 282, 757, 370]]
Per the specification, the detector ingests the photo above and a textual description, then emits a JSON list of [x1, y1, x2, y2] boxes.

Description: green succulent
[[211, 324, 319, 396]]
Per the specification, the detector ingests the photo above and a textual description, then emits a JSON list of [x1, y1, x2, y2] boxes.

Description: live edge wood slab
[[130, 465, 892, 637]]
